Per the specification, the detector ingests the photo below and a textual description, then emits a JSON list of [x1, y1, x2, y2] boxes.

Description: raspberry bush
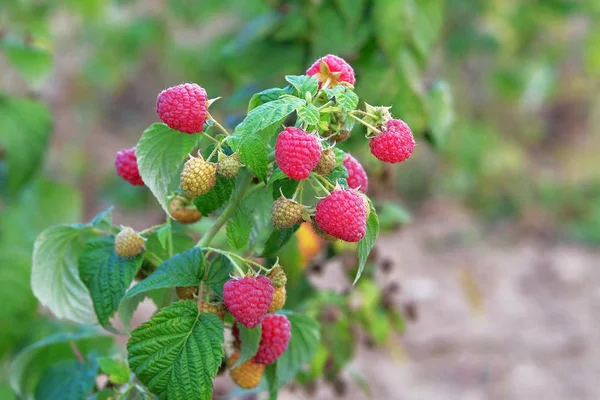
[[23, 55, 415, 399]]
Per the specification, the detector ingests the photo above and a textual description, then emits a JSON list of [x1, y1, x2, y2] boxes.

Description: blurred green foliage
[[1, 0, 600, 397]]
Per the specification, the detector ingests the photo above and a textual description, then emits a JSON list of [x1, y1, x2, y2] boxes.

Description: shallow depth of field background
[[1, 0, 600, 399]]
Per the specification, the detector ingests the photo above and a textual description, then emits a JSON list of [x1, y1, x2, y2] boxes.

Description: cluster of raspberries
[[113, 54, 417, 390], [114, 55, 414, 242], [222, 267, 289, 388]]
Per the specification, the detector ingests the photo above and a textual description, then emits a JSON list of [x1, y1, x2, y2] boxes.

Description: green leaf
[[226, 205, 252, 250], [155, 224, 172, 250], [0, 384, 16, 400], [354, 205, 380, 284], [34, 360, 98, 400], [245, 189, 274, 251], [194, 175, 235, 215], [234, 96, 304, 137], [10, 330, 114, 398], [31, 225, 101, 324], [89, 389, 115, 400], [284, 75, 319, 97], [79, 236, 143, 329], [311, 5, 370, 57], [0, 96, 52, 194], [1, 37, 53, 84], [297, 103, 320, 126], [262, 225, 300, 257], [90, 206, 114, 231], [323, 85, 346, 99], [267, 168, 287, 184], [265, 363, 279, 400], [238, 133, 269, 181], [0, 178, 82, 357], [334, 0, 367, 27], [427, 80, 455, 149], [124, 247, 205, 300], [248, 87, 294, 111], [332, 147, 346, 164], [322, 318, 354, 372], [325, 166, 349, 188], [145, 231, 194, 264], [276, 314, 320, 385], [398, 48, 426, 98], [117, 290, 159, 333], [272, 177, 299, 199], [205, 254, 233, 298], [412, 0, 444, 60], [127, 301, 224, 400], [135, 123, 201, 217], [97, 356, 130, 384], [378, 201, 412, 231], [234, 325, 262, 367], [337, 90, 359, 112], [372, 0, 413, 58]]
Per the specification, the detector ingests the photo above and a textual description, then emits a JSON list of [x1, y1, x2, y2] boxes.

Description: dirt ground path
[[272, 201, 599, 400]]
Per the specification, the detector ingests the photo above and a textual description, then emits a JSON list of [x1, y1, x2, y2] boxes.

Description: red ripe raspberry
[[275, 127, 322, 180], [315, 189, 368, 242], [156, 83, 208, 134], [343, 154, 368, 193], [115, 147, 144, 186], [306, 54, 356, 86], [254, 314, 291, 365], [224, 276, 274, 328], [369, 119, 415, 163]]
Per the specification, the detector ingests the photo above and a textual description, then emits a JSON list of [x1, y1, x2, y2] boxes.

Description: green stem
[[353, 109, 378, 119], [292, 181, 302, 200], [229, 252, 268, 272], [139, 222, 167, 236], [348, 113, 381, 134], [201, 131, 221, 145], [207, 112, 230, 136], [166, 218, 174, 258], [197, 173, 253, 248], [117, 383, 134, 400], [204, 247, 267, 273], [203, 247, 246, 276], [313, 173, 335, 190], [318, 100, 334, 110], [196, 281, 206, 310], [143, 252, 164, 267], [310, 175, 330, 194], [69, 341, 84, 363]]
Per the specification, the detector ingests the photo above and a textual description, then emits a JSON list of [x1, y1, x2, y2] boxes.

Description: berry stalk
[[205, 247, 268, 274], [207, 112, 230, 136], [348, 113, 381, 135]]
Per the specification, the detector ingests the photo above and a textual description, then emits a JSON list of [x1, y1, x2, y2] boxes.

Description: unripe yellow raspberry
[[169, 198, 202, 224], [114, 227, 145, 257], [201, 302, 226, 320], [267, 287, 286, 313], [228, 352, 264, 389], [180, 156, 217, 197], [217, 153, 242, 178], [266, 266, 287, 288], [271, 197, 303, 229], [313, 148, 336, 175], [176, 286, 198, 300]]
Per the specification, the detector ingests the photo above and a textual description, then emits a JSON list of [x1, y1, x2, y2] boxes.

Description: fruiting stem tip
[[348, 113, 381, 134]]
